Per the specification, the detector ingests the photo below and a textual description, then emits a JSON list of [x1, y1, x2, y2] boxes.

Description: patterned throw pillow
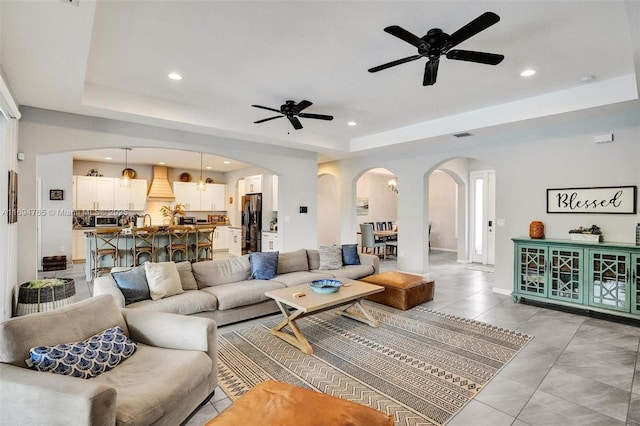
[[341, 244, 361, 266], [319, 245, 343, 270], [29, 326, 136, 379], [111, 265, 150, 304], [249, 251, 279, 280]]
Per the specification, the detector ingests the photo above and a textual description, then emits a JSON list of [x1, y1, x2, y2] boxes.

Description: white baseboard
[[492, 287, 512, 296]]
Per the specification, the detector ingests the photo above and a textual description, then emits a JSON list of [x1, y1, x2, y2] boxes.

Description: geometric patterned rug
[[217, 302, 532, 426]]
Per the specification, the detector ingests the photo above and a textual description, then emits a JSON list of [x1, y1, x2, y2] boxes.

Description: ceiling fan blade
[[423, 58, 439, 86], [384, 25, 424, 48], [446, 49, 504, 65], [293, 100, 312, 114], [254, 115, 283, 124], [298, 113, 334, 121], [288, 116, 303, 130], [252, 104, 281, 113], [368, 55, 422, 73], [448, 12, 500, 48]]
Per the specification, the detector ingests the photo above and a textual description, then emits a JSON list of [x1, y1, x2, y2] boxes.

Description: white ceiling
[[2, 1, 639, 167]]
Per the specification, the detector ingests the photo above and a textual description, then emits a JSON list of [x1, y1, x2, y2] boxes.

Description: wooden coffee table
[[265, 279, 384, 354]]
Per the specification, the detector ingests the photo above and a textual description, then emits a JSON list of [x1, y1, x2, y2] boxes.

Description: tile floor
[[54, 251, 640, 425]]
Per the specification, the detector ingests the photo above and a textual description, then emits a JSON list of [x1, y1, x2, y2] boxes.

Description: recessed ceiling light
[[168, 72, 182, 81], [223, 160, 231, 164], [347, 121, 357, 127], [159, 161, 166, 165], [520, 69, 536, 77], [206, 166, 212, 170], [104, 156, 112, 160]]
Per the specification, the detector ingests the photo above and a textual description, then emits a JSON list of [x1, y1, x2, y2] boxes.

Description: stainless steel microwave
[[94, 216, 119, 227]]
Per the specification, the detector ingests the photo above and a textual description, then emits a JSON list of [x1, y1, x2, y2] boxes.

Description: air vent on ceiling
[[453, 132, 473, 138], [61, 0, 79, 6]]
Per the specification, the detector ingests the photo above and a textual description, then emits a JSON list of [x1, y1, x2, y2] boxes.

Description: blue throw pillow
[[29, 326, 137, 379], [342, 244, 361, 265], [250, 251, 279, 280], [112, 265, 150, 304]]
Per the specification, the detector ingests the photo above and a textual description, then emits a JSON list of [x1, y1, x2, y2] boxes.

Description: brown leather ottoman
[[205, 380, 393, 426], [360, 271, 434, 310]]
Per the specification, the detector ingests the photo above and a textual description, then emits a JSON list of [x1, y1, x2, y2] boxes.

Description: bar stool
[[131, 226, 157, 266], [193, 225, 215, 262], [165, 226, 191, 262], [92, 227, 121, 279]]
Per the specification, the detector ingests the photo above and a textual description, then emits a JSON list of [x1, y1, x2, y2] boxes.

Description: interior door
[[470, 170, 496, 265]]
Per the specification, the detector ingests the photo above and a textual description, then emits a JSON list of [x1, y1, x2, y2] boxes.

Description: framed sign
[[547, 186, 637, 214], [49, 189, 64, 201]]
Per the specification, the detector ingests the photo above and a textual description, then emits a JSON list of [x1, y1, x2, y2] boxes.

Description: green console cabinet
[[513, 238, 640, 320]]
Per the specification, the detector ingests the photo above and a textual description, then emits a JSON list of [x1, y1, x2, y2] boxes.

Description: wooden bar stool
[[92, 227, 121, 279], [193, 225, 215, 262], [131, 226, 157, 266], [165, 226, 191, 262]]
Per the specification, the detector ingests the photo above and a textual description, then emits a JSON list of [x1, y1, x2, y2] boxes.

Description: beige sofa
[[0, 295, 217, 426], [93, 248, 379, 326]]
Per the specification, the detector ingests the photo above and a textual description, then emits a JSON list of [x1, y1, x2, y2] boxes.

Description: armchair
[[0, 295, 217, 426]]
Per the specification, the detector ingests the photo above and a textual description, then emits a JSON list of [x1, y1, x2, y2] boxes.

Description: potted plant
[[16, 278, 76, 316], [160, 203, 186, 225], [568, 225, 603, 242]]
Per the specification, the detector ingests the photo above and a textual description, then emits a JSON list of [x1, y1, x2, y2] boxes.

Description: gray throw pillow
[[111, 265, 150, 304], [250, 251, 279, 280], [175, 261, 198, 290], [277, 249, 309, 274], [319, 245, 342, 270]]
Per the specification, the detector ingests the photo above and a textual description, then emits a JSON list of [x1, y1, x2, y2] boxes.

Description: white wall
[[317, 174, 340, 245], [428, 170, 457, 251], [355, 172, 398, 226], [17, 107, 319, 284], [323, 108, 640, 294]]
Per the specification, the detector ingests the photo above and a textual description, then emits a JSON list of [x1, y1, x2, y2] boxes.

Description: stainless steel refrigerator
[[241, 194, 262, 253]]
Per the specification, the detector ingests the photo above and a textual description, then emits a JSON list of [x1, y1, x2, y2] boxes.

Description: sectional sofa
[[93, 248, 379, 326]]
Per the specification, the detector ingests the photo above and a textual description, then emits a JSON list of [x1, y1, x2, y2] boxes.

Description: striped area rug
[[217, 303, 531, 426]]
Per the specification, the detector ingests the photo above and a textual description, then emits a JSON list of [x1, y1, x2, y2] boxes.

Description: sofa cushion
[[250, 251, 279, 280], [319, 245, 343, 270], [92, 343, 212, 426], [277, 249, 309, 274], [200, 280, 285, 310], [325, 264, 376, 280], [126, 290, 218, 315], [341, 244, 361, 265], [145, 262, 184, 300], [175, 261, 198, 291], [111, 265, 150, 304], [192, 256, 251, 288], [29, 325, 137, 379], [272, 271, 336, 287]]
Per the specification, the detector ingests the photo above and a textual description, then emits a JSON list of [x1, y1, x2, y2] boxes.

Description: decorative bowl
[[309, 279, 342, 294]]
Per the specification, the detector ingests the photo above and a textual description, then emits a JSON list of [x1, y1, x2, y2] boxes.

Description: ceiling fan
[[368, 11, 504, 86], [251, 100, 334, 130]]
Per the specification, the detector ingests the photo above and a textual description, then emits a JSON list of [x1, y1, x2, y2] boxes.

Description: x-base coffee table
[[265, 279, 384, 354]]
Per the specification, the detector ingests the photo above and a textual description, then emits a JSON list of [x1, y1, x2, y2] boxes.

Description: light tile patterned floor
[[58, 251, 640, 425]]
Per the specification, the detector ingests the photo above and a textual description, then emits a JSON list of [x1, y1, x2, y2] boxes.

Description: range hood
[[147, 165, 175, 200]]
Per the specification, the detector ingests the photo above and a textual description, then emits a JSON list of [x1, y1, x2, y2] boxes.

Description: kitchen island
[[84, 226, 217, 282]]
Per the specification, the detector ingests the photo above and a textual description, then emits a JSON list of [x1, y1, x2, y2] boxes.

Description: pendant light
[[120, 148, 132, 187], [196, 152, 206, 191]]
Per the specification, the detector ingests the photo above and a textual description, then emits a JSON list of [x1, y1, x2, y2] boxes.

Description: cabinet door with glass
[[548, 246, 584, 303], [631, 254, 640, 315], [515, 244, 547, 297], [587, 250, 630, 313]]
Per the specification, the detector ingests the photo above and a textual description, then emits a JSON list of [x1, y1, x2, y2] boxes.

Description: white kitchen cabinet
[[228, 227, 242, 257], [114, 179, 147, 211], [272, 175, 278, 211], [174, 182, 227, 211], [244, 175, 262, 194], [72, 230, 88, 261], [213, 225, 229, 251], [75, 176, 115, 211], [262, 231, 278, 252]]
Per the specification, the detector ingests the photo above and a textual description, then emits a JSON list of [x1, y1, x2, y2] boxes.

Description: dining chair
[[131, 226, 158, 266], [376, 221, 387, 231], [165, 226, 191, 262], [193, 225, 215, 262], [92, 228, 121, 280], [360, 223, 386, 259]]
